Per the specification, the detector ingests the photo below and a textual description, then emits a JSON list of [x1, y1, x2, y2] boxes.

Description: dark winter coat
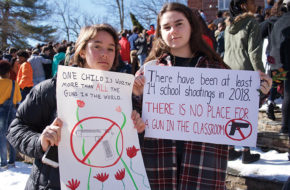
[[260, 16, 280, 55], [224, 13, 265, 72], [270, 12, 290, 70], [135, 36, 148, 56], [281, 26, 290, 71], [7, 77, 59, 190]]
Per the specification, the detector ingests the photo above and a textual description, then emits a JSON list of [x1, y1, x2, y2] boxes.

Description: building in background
[[188, 0, 266, 22]]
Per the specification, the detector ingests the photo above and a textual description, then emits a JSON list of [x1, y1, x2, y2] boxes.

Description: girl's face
[[81, 31, 115, 71], [160, 11, 191, 54]]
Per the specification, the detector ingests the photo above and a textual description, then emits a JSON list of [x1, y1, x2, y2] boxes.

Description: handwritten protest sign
[[142, 66, 260, 147], [57, 66, 150, 190]]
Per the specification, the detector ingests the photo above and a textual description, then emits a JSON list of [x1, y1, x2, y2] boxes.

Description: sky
[[0, 147, 289, 189], [74, 0, 106, 17], [30, 0, 109, 46], [30, 0, 131, 46], [70, 0, 136, 30]]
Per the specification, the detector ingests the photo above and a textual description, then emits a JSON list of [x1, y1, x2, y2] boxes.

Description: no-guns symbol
[[225, 119, 252, 141], [70, 116, 124, 168]]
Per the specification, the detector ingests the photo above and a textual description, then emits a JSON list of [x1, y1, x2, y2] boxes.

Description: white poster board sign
[[142, 66, 260, 147], [57, 66, 150, 190]]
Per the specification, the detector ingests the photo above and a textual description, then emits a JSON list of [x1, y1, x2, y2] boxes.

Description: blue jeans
[[0, 134, 16, 166], [0, 100, 16, 166], [138, 54, 147, 66]]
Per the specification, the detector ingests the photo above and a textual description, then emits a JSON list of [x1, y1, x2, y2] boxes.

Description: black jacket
[[281, 26, 290, 71], [135, 36, 148, 56], [270, 12, 290, 69], [260, 16, 279, 55], [7, 77, 59, 190]]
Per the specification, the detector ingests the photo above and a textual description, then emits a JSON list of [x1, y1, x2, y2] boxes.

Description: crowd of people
[[0, 0, 289, 189]]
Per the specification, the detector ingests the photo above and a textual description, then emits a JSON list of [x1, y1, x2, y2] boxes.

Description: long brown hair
[[74, 24, 119, 71], [146, 2, 223, 63]]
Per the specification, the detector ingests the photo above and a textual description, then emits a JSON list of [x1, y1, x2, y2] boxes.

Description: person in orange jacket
[[16, 50, 33, 101]]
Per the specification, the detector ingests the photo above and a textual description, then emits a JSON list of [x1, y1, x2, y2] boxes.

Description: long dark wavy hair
[[146, 2, 223, 63]]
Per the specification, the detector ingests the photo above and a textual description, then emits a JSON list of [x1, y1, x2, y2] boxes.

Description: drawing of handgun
[[75, 128, 115, 159], [75, 128, 114, 141]]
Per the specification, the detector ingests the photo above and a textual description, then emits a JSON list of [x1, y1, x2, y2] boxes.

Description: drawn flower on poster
[[71, 102, 148, 189], [126, 145, 150, 188], [126, 145, 140, 158], [66, 178, 80, 190], [115, 168, 126, 189], [94, 173, 109, 190], [77, 100, 85, 108]]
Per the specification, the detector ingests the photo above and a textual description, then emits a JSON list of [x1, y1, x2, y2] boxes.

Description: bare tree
[[92, 0, 129, 31], [50, 0, 106, 42], [131, 0, 187, 28], [51, 0, 75, 41], [115, 0, 125, 30], [70, 14, 107, 39]]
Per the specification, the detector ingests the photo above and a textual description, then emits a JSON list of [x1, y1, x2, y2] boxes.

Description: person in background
[[254, 5, 265, 23], [224, 0, 265, 72], [133, 2, 272, 189], [216, 22, 226, 58], [264, 0, 275, 16], [193, 9, 216, 49], [146, 24, 155, 36], [270, 0, 290, 137], [51, 45, 66, 77], [213, 10, 225, 26], [135, 29, 149, 66], [2, 47, 17, 64], [128, 26, 139, 53], [0, 60, 21, 169], [7, 24, 145, 189], [260, 0, 284, 121], [9, 58, 20, 81], [128, 26, 139, 74], [40, 46, 53, 79], [16, 50, 33, 101], [208, 23, 217, 34], [47, 42, 56, 60], [34, 43, 42, 53], [223, 11, 231, 19], [28, 49, 51, 86], [64, 43, 75, 66], [199, 9, 207, 23], [224, 0, 265, 164], [119, 31, 131, 64], [61, 39, 67, 46]]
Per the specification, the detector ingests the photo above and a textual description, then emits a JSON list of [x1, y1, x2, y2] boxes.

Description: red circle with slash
[[70, 116, 123, 168], [225, 118, 253, 141]]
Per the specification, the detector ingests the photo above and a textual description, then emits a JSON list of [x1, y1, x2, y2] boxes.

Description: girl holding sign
[[6, 24, 146, 190], [133, 2, 272, 190]]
